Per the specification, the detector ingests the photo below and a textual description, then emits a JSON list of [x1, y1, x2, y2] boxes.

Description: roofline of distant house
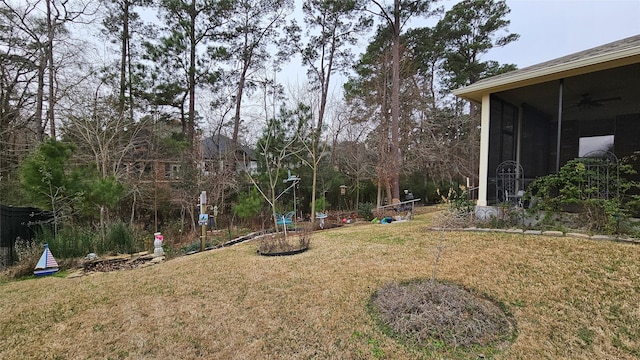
[[453, 35, 640, 104]]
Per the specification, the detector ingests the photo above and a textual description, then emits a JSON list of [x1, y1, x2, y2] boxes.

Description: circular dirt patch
[[369, 280, 516, 356], [256, 233, 310, 256]]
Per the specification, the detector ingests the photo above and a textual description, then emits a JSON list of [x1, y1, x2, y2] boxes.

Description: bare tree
[[1, 0, 50, 141], [0, 5, 42, 187], [43, 0, 96, 138], [332, 117, 377, 209], [366, 0, 439, 203], [225, 0, 293, 158], [61, 81, 148, 232], [249, 111, 304, 233], [283, 0, 372, 221]]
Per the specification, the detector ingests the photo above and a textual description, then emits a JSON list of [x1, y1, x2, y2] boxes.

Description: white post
[[477, 94, 491, 207]]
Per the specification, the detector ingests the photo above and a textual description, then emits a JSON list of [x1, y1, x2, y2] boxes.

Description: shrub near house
[[526, 157, 640, 234]]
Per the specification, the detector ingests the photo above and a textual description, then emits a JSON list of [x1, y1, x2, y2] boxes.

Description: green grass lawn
[[0, 212, 638, 359]]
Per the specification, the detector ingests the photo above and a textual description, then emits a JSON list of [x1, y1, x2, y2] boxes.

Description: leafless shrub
[[427, 209, 467, 282], [431, 235, 446, 283], [430, 207, 474, 229], [370, 280, 514, 351], [257, 224, 311, 255], [13, 238, 40, 263], [1, 238, 42, 278]]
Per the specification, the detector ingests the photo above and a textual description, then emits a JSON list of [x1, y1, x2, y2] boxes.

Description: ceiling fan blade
[[592, 96, 621, 103]]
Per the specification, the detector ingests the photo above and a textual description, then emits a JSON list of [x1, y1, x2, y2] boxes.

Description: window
[[171, 164, 181, 179], [579, 135, 614, 157], [164, 163, 181, 179]]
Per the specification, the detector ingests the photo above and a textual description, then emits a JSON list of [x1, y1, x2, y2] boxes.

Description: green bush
[[36, 226, 96, 259], [105, 222, 144, 255], [314, 196, 330, 212], [526, 158, 638, 234], [357, 202, 375, 220], [34, 223, 144, 258], [181, 240, 213, 253], [233, 187, 264, 219]]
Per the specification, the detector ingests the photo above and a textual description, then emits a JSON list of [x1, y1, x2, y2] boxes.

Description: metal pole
[[200, 202, 206, 251], [556, 79, 564, 173], [200, 191, 206, 252]]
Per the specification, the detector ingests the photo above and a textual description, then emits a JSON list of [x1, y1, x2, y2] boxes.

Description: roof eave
[[453, 47, 640, 104]]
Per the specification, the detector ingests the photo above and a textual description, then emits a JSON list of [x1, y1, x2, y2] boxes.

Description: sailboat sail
[[34, 244, 59, 276]]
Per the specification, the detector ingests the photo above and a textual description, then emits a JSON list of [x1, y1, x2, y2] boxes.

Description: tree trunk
[[231, 57, 249, 171], [232, 27, 252, 150], [271, 191, 279, 233], [119, 0, 129, 118], [389, 0, 401, 202], [100, 204, 106, 245], [35, 51, 46, 141], [130, 189, 136, 226], [187, 0, 197, 146], [46, 0, 56, 138], [311, 156, 317, 221]]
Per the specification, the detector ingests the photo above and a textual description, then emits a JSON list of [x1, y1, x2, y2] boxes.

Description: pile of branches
[[83, 257, 150, 273], [370, 280, 514, 351]]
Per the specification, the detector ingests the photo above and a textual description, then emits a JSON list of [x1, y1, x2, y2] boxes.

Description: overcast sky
[[478, 0, 640, 68], [286, 0, 640, 91]]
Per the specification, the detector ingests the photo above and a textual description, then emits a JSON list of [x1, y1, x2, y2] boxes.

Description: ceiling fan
[[574, 93, 621, 110]]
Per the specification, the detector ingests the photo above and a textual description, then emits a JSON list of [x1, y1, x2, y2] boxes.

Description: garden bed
[[256, 231, 311, 256]]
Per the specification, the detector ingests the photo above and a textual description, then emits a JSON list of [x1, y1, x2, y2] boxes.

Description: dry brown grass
[[0, 210, 638, 359]]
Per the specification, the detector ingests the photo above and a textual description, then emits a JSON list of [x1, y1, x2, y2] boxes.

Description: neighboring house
[[453, 35, 640, 210], [201, 134, 257, 176], [118, 126, 182, 184], [121, 132, 258, 183]]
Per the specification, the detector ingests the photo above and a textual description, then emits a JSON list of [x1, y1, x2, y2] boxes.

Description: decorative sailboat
[[34, 244, 59, 276]]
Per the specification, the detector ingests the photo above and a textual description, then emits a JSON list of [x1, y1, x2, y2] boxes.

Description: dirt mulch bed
[[81, 252, 162, 273]]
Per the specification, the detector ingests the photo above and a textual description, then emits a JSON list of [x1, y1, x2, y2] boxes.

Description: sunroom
[[453, 35, 640, 212]]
